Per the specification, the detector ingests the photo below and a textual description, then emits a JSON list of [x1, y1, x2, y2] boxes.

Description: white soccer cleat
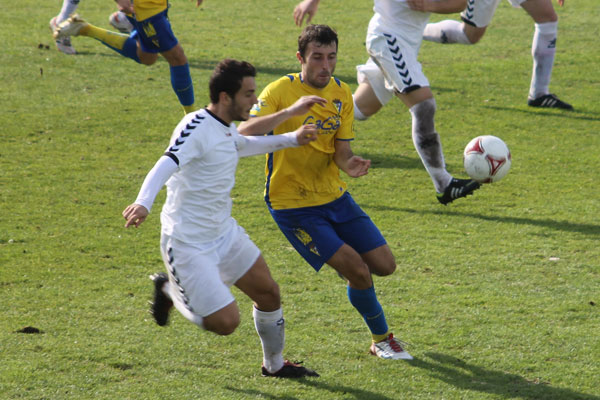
[[370, 333, 413, 360], [109, 11, 134, 33], [53, 13, 89, 39], [49, 16, 76, 54]]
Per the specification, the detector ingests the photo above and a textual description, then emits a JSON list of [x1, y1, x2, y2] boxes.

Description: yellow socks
[[80, 25, 128, 50]]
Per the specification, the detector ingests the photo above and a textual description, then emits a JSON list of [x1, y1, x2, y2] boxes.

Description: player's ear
[[218, 91, 232, 105], [296, 51, 304, 64]]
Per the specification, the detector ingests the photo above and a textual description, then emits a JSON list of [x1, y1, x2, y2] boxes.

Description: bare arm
[[238, 95, 327, 136], [406, 0, 467, 14], [294, 0, 321, 26], [333, 140, 370, 178]]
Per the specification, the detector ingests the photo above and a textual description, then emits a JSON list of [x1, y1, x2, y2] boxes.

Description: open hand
[[286, 95, 327, 117], [344, 156, 371, 178], [293, 0, 320, 26]]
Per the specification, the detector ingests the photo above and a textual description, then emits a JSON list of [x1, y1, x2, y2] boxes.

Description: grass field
[[1, 0, 599, 399]]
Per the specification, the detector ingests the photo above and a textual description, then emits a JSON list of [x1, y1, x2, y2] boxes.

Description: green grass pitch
[[1, 0, 599, 398]]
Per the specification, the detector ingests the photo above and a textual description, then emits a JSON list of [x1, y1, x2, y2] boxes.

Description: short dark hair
[[209, 59, 256, 104], [297, 24, 338, 59]]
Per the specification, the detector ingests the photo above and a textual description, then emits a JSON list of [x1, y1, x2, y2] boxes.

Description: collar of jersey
[[204, 108, 230, 127]]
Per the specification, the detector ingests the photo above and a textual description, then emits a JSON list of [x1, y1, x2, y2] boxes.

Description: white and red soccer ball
[[463, 135, 511, 183]]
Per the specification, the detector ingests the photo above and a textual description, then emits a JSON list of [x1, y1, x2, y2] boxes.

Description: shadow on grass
[[484, 105, 600, 122], [381, 207, 600, 236], [362, 152, 423, 169], [225, 386, 301, 400], [411, 352, 599, 400], [226, 380, 394, 400], [62, 52, 357, 83]]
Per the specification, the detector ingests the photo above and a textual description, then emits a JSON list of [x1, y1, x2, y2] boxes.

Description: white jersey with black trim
[[160, 108, 244, 244]]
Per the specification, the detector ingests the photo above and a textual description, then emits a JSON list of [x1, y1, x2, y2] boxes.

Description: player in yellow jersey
[[52, 0, 201, 114], [239, 24, 413, 360]]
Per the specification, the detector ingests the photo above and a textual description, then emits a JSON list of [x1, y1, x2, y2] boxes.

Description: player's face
[[230, 76, 258, 121], [298, 41, 337, 89]]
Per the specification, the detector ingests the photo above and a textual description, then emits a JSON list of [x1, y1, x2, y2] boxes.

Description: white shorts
[[160, 221, 260, 324], [362, 12, 430, 99], [461, 0, 525, 28], [356, 58, 394, 107]]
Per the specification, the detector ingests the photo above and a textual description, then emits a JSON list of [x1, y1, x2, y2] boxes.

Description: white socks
[[529, 21, 558, 100], [57, 0, 80, 23], [353, 96, 368, 121], [423, 20, 472, 44], [253, 306, 285, 374], [409, 99, 452, 193]]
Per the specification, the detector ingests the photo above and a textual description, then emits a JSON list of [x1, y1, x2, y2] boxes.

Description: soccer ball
[[463, 135, 511, 183]]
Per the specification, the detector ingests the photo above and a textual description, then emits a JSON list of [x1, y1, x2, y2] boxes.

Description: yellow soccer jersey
[[134, 0, 168, 22], [250, 73, 355, 210]]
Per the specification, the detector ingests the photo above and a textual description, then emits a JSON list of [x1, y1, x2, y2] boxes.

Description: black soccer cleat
[[437, 178, 481, 205], [149, 272, 173, 326], [261, 360, 319, 378], [527, 94, 573, 110]]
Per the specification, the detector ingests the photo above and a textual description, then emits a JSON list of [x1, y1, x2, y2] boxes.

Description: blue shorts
[[132, 9, 178, 53], [269, 192, 387, 271]]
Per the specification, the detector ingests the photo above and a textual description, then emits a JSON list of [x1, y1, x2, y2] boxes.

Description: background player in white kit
[[420, 0, 572, 109], [294, 0, 481, 205], [122, 59, 319, 378]]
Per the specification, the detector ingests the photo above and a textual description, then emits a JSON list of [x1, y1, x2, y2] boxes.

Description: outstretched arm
[[238, 124, 318, 158], [238, 95, 327, 136], [294, 0, 321, 26], [406, 0, 467, 14], [122, 156, 178, 228], [333, 140, 370, 178]]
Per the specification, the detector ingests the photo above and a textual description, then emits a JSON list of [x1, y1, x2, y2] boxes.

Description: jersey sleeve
[[250, 79, 284, 118], [162, 114, 207, 167], [335, 83, 355, 141]]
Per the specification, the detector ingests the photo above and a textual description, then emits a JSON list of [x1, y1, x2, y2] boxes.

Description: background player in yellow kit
[[52, 0, 200, 113]]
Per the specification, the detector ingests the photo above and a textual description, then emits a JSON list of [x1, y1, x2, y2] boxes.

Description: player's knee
[[138, 53, 158, 65], [464, 25, 486, 44], [373, 260, 396, 277], [346, 265, 373, 290], [255, 282, 281, 311], [207, 314, 240, 336]]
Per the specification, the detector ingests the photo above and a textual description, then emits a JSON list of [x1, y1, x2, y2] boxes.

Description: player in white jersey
[[122, 59, 319, 378], [294, 0, 481, 205], [421, 0, 572, 109]]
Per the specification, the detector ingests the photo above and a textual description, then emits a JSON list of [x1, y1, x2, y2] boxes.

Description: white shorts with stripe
[[357, 10, 430, 106], [461, 0, 525, 28], [160, 220, 260, 324]]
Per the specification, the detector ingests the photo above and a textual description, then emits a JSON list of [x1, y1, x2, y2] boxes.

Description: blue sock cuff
[[121, 36, 140, 63], [100, 36, 140, 64]]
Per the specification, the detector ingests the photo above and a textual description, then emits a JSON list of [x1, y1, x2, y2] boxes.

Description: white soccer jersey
[[133, 108, 301, 244], [160, 109, 243, 243]]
